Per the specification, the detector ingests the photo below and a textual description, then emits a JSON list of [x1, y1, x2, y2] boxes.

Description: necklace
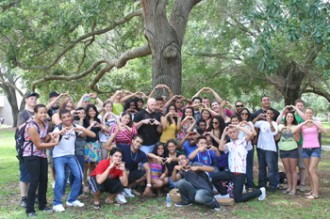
[[130, 150, 138, 162]]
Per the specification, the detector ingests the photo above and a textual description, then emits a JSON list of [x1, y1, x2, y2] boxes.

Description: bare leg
[[304, 158, 313, 194], [309, 157, 320, 196], [288, 158, 298, 193], [281, 158, 292, 191], [20, 182, 28, 198]]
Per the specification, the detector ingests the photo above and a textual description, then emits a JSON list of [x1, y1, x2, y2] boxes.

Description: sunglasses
[[236, 105, 244, 107], [212, 121, 219, 124]]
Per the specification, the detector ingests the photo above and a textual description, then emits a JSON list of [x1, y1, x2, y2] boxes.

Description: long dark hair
[[283, 112, 298, 126], [208, 115, 226, 136], [182, 106, 194, 120], [84, 104, 101, 127], [152, 142, 168, 173], [240, 108, 252, 121], [166, 104, 178, 124], [120, 112, 133, 127]]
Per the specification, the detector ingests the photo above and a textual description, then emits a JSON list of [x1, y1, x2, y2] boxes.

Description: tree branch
[[31, 59, 108, 91], [304, 87, 330, 102], [15, 9, 143, 71], [89, 44, 151, 92]]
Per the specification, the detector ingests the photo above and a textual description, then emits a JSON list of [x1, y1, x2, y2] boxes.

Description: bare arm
[[28, 126, 59, 149]]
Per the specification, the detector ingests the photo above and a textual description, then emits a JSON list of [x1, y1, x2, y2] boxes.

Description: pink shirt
[[301, 122, 320, 149], [23, 122, 48, 158], [111, 124, 137, 144]]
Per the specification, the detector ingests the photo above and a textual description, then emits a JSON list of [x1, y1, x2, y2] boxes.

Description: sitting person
[[212, 125, 266, 203], [88, 147, 128, 209], [172, 155, 220, 210], [147, 143, 169, 194]]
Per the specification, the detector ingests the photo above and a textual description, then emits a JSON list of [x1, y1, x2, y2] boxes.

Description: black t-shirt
[[119, 145, 148, 172], [251, 108, 280, 121], [166, 151, 183, 176], [133, 109, 161, 145]]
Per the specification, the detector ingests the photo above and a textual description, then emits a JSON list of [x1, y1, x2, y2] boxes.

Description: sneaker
[[123, 188, 135, 198], [174, 202, 193, 207], [40, 206, 53, 213], [66, 200, 85, 207], [52, 182, 55, 189], [20, 196, 27, 208], [213, 200, 221, 211], [53, 204, 65, 212], [258, 187, 266, 201], [115, 193, 127, 204], [299, 185, 305, 192], [27, 212, 37, 217]]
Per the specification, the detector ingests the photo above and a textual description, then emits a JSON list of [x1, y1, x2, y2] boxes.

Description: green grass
[[1, 128, 330, 219]]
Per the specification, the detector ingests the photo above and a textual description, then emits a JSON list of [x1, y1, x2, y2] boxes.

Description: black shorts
[[88, 176, 123, 194], [128, 169, 146, 184], [280, 149, 299, 159]]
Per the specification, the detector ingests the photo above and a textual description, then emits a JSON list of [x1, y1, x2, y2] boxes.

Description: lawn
[[0, 128, 330, 219]]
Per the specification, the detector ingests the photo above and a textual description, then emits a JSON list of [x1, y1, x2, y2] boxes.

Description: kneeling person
[[172, 155, 220, 210], [89, 148, 128, 208]]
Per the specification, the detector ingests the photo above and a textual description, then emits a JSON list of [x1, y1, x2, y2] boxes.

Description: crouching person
[[172, 155, 220, 211], [88, 147, 128, 209], [212, 125, 266, 203], [52, 109, 96, 212]]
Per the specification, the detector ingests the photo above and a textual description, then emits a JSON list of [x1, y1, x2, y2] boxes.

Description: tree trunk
[[1, 84, 20, 127], [141, 0, 202, 95], [271, 62, 305, 105]]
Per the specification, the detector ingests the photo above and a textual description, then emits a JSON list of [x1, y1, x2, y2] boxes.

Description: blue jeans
[[176, 179, 216, 208], [257, 149, 278, 190], [53, 155, 83, 206], [246, 148, 254, 188]]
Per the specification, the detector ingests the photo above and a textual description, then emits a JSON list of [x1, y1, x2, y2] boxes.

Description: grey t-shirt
[[17, 110, 34, 127]]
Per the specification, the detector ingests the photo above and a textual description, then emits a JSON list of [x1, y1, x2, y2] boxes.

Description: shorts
[[19, 162, 30, 183], [302, 148, 321, 159], [297, 146, 305, 168], [88, 176, 123, 194], [279, 149, 299, 159], [128, 169, 145, 184]]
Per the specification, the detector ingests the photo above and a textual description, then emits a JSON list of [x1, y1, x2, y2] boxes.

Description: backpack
[[15, 120, 40, 162]]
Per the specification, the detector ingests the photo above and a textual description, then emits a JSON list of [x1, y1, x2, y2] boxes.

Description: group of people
[[16, 85, 328, 217]]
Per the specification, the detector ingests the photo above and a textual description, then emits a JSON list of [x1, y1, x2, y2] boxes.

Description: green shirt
[[278, 125, 298, 151]]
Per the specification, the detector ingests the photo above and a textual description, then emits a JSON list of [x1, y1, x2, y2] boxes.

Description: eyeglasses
[[236, 105, 244, 107]]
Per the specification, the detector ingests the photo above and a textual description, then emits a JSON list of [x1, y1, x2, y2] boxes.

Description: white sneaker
[[53, 204, 65, 212], [52, 182, 55, 189], [66, 200, 85, 207], [123, 188, 135, 198], [115, 192, 127, 204], [258, 187, 266, 201]]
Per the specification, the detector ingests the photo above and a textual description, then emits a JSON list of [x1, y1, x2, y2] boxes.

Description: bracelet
[[146, 183, 152, 188]]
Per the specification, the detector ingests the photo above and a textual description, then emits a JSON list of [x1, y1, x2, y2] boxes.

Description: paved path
[[322, 145, 330, 151]]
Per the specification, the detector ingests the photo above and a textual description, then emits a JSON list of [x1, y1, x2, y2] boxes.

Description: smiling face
[[231, 117, 240, 125], [104, 103, 113, 112], [211, 118, 220, 128], [175, 99, 183, 109], [25, 96, 38, 108], [131, 136, 143, 151], [285, 112, 295, 124], [201, 110, 211, 120], [211, 101, 220, 112], [240, 109, 249, 121], [60, 112, 73, 126], [178, 155, 189, 167], [167, 141, 177, 153], [156, 144, 165, 156], [305, 108, 313, 120], [261, 96, 271, 109], [35, 106, 48, 121], [185, 108, 193, 117], [121, 113, 131, 125], [147, 98, 157, 112], [87, 107, 96, 118]]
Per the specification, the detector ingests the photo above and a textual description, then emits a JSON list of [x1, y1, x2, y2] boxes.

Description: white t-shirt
[[237, 122, 254, 151], [225, 138, 248, 174], [254, 120, 278, 152], [53, 125, 83, 158]]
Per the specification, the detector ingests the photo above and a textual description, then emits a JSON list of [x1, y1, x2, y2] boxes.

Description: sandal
[[94, 203, 101, 210], [304, 191, 313, 196], [288, 191, 296, 196], [306, 194, 319, 199]]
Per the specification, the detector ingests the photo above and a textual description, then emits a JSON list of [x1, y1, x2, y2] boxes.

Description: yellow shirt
[[160, 123, 177, 143]]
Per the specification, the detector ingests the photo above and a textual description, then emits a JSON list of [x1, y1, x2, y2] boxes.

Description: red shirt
[[90, 159, 123, 179]]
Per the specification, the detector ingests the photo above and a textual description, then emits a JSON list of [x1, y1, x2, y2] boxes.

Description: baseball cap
[[49, 91, 60, 99], [25, 91, 40, 98]]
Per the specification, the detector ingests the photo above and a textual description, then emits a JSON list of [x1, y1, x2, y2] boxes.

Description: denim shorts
[[280, 148, 299, 159], [19, 162, 30, 183], [302, 148, 321, 159]]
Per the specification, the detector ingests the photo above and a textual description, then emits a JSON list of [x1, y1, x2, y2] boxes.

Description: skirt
[[84, 141, 100, 163]]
